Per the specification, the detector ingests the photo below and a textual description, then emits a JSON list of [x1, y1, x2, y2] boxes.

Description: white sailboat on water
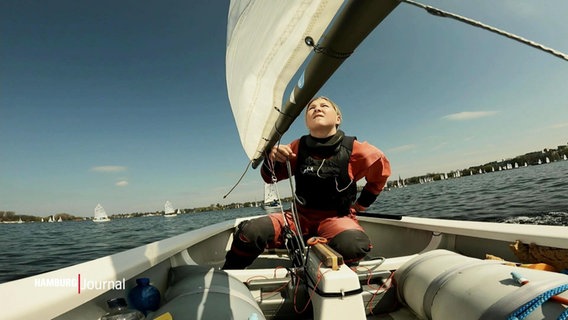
[[92, 204, 110, 223], [3, 2, 568, 320], [262, 183, 282, 214], [164, 200, 178, 218]]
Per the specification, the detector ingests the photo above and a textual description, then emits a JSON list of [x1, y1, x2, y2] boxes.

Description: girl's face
[[305, 98, 341, 136]]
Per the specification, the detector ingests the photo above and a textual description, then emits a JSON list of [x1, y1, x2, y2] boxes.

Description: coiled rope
[[507, 283, 568, 320], [400, 0, 568, 62]]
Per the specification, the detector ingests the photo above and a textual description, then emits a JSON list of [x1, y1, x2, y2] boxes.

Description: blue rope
[[507, 284, 568, 320], [559, 307, 568, 320]]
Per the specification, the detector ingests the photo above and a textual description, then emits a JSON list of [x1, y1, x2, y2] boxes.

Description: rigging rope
[[305, 36, 353, 60], [285, 158, 307, 253], [262, 144, 307, 267], [559, 307, 568, 320], [506, 283, 568, 320], [400, 0, 568, 62], [222, 160, 252, 199]]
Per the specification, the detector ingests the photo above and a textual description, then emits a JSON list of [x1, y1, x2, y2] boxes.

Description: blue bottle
[[128, 278, 161, 315]]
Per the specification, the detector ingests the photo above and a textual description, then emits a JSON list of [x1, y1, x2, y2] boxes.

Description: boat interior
[[53, 216, 568, 320]]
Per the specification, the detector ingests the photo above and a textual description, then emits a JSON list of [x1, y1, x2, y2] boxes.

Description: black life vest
[[294, 132, 357, 215]]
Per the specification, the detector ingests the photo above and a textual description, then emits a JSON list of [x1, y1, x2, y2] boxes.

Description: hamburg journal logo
[[34, 274, 125, 294]]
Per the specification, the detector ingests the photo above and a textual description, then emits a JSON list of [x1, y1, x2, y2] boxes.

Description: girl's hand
[[269, 145, 296, 163]]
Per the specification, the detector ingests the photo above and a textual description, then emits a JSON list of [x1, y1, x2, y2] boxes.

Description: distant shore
[[386, 144, 567, 188], [2, 144, 566, 223]]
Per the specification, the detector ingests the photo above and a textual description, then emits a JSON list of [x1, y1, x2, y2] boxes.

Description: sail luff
[[251, 0, 400, 168]]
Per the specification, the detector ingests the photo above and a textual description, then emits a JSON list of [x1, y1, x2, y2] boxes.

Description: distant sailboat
[[57, 216, 62, 222], [262, 183, 282, 214], [164, 201, 178, 218], [48, 215, 54, 223], [93, 204, 110, 223]]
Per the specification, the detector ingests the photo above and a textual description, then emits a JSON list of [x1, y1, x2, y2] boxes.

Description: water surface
[[1, 161, 566, 283]]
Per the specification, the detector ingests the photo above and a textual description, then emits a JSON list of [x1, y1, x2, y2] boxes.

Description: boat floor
[[220, 251, 421, 320]]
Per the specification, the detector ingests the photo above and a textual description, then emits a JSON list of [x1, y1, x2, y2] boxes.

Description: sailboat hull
[[2, 215, 567, 319], [261, 205, 282, 214]]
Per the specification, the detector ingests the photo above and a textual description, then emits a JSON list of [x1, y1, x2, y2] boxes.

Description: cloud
[[90, 166, 127, 173], [388, 144, 416, 153], [116, 180, 129, 187], [550, 122, 568, 129], [431, 142, 448, 151], [442, 111, 498, 121]]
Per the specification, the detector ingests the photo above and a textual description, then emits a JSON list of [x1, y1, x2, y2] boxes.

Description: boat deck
[[221, 251, 420, 320]]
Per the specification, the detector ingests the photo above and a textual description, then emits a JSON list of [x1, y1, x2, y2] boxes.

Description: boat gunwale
[[0, 217, 244, 319], [359, 215, 568, 249]]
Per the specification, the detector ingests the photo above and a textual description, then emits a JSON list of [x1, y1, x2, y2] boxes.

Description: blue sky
[[1, 0, 567, 217]]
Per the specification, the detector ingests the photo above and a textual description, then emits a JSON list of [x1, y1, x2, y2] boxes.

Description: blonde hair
[[306, 96, 342, 128]]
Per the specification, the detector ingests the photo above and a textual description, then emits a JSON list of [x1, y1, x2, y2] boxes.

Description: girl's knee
[[233, 216, 274, 251], [328, 229, 371, 263]]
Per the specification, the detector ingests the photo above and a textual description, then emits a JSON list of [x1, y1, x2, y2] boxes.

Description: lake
[[1, 160, 566, 284]]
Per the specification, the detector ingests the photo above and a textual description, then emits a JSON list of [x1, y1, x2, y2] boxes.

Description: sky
[[1, 0, 567, 217]]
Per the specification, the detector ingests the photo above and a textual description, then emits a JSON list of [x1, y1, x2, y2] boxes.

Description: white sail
[[264, 183, 279, 205], [164, 200, 177, 217], [164, 201, 175, 214], [226, 0, 343, 161], [263, 183, 281, 214], [93, 204, 110, 222]]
